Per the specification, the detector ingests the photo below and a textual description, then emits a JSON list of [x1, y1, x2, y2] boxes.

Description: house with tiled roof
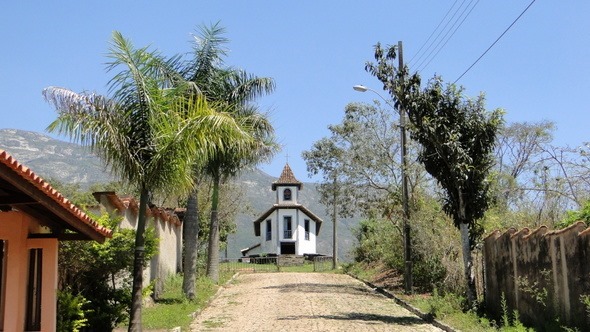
[[0, 149, 111, 332], [243, 163, 322, 257], [91, 192, 182, 298]]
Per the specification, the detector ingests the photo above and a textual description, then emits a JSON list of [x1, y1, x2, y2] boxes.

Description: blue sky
[[1, 1, 588, 182]]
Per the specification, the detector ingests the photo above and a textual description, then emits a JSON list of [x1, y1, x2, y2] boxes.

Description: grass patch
[[397, 291, 499, 331], [139, 272, 236, 330], [203, 318, 225, 328], [280, 262, 316, 273], [342, 262, 379, 281]]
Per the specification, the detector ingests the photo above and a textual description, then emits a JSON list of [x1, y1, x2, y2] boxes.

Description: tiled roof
[[272, 163, 302, 190], [0, 149, 112, 241], [93, 191, 182, 227]]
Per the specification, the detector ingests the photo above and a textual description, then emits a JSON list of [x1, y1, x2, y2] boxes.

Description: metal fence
[[219, 256, 335, 275], [220, 257, 280, 274], [312, 256, 334, 272]]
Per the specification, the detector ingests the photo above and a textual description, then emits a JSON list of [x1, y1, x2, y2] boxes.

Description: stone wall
[[483, 221, 590, 330]]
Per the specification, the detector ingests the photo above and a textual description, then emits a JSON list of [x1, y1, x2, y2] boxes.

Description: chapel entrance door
[[280, 242, 295, 255]]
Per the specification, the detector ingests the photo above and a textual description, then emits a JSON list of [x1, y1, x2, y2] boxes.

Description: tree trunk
[[206, 174, 220, 283], [182, 188, 199, 300], [128, 188, 149, 332], [460, 222, 477, 308]]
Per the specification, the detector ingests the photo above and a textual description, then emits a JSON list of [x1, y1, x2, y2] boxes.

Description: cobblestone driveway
[[190, 272, 442, 331]]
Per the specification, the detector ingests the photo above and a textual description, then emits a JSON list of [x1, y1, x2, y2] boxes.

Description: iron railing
[[219, 256, 335, 274]]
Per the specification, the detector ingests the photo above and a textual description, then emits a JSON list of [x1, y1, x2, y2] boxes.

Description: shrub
[[58, 212, 157, 330], [57, 289, 88, 332]]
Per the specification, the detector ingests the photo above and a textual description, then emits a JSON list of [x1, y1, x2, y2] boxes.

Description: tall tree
[[406, 78, 503, 308], [203, 105, 276, 283], [167, 23, 276, 286], [303, 137, 346, 268], [366, 43, 502, 307], [493, 121, 554, 209], [44, 31, 248, 331], [303, 102, 425, 255]]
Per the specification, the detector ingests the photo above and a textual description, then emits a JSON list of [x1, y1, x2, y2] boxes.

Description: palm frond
[[186, 22, 229, 83]]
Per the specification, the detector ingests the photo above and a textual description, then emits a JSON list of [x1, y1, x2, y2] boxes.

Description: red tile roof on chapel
[[272, 163, 302, 190], [0, 149, 112, 241]]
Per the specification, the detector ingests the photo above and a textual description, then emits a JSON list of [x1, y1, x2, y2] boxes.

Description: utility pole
[[332, 174, 338, 270], [398, 40, 413, 294]]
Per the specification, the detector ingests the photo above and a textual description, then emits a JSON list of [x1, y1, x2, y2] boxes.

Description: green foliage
[[557, 200, 590, 229], [501, 293, 510, 327], [407, 77, 503, 236], [580, 294, 590, 321], [393, 285, 497, 331], [46, 179, 97, 206], [352, 216, 450, 292], [412, 256, 447, 292], [366, 42, 503, 307], [426, 288, 464, 319], [59, 211, 158, 330], [517, 275, 548, 308], [353, 219, 402, 269], [56, 289, 88, 332], [499, 293, 534, 331]]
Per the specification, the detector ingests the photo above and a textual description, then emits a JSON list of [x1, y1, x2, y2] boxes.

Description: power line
[[418, 0, 480, 73], [454, 0, 537, 83], [409, 0, 460, 65], [412, 0, 468, 69]]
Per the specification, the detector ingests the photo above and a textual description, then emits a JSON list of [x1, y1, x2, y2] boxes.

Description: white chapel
[[243, 163, 323, 257]]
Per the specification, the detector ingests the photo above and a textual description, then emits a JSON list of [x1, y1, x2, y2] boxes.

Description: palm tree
[[43, 31, 249, 331], [166, 23, 277, 288], [204, 104, 277, 283]]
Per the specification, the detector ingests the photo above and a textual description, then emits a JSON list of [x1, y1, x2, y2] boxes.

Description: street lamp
[[352, 85, 367, 92], [353, 84, 413, 294]]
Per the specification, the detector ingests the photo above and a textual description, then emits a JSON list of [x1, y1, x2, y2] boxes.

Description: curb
[[348, 273, 457, 332]]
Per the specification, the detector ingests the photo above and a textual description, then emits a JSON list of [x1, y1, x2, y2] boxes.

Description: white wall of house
[[149, 214, 182, 296], [91, 194, 182, 297]]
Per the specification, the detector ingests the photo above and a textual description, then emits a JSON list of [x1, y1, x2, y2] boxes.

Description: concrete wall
[[92, 194, 182, 298], [483, 221, 590, 330], [149, 209, 182, 297]]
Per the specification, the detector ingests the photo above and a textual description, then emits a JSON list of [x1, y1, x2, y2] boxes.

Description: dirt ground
[[190, 272, 443, 331]]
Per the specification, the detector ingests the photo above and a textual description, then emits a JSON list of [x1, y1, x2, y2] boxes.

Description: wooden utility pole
[[398, 40, 413, 294], [332, 175, 338, 270]]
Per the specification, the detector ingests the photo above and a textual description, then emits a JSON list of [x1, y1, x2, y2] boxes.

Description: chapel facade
[[245, 163, 322, 256]]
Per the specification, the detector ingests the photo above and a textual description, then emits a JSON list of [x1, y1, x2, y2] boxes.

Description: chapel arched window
[[283, 188, 292, 201]]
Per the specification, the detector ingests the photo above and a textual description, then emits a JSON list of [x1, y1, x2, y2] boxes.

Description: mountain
[[0, 128, 359, 261], [0, 129, 113, 185]]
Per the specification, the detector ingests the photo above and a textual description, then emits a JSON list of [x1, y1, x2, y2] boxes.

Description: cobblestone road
[[190, 272, 442, 331]]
